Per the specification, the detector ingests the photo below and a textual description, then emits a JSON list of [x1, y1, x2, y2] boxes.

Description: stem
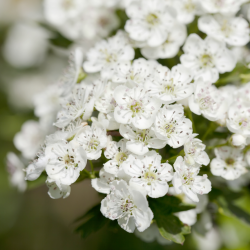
[[185, 108, 196, 133], [163, 149, 184, 164], [89, 160, 96, 178], [202, 122, 218, 141], [107, 131, 122, 137], [207, 142, 228, 150]]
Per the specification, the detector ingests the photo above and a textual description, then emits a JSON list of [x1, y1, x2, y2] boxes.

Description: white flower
[[199, 0, 248, 15], [120, 124, 166, 155], [135, 223, 172, 245], [83, 32, 135, 79], [189, 80, 228, 121], [210, 146, 247, 180], [45, 140, 87, 185], [14, 120, 45, 159], [230, 134, 247, 148], [46, 177, 71, 199], [180, 34, 236, 83], [172, 156, 211, 202], [145, 64, 193, 104], [125, 0, 176, 47], [101, 180, 153, 233], [227, 103, 250, 137], [198, 15, 250, 46], [112, 58, 159, 87], [6, 152, 27, 192], [44, 0, 86, 26], [172, 0, 204, 24], [77, 122, 108, 160], [153, 104, 193, 148], [3, 22, 49, 68], [54, 86, 95, 128], [123, 151, 173, 198], [104, 139, 130, 175], [114, 85, 161, 129], [184, 134, 210, 166], [141, 23, 187, 59]]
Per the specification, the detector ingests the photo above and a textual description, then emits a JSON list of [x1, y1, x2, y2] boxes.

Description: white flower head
[[198, 14, 250, 47], [45, 140, 87, 185], [120, 124, 166, 155], [180, 34, 236, 83], [154, 104, 193, 148], [173, 156, 212, 202], [77, 122, 108, 160], [54, 86, 95, 128], [210, 146, 247, 180], [125, 0, 176, 47], [46, 177, 71, 199], [6, 152, 27, 192], [83, 32, 135, 79], [227, 103, 250, 137], [123, 151, 173, 198], [114, 85, 161, 129], [141, 23, 187, 59], [101, 180, 153, 233], [184, 134, 210, 166], [230, 134, 247, 148], [145, 64, 193, 104], [104, 139, 130, 176], [189, 80, 228, 121], [112, 58, 159, 87]]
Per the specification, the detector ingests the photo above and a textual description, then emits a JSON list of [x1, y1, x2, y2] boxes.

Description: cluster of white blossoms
[[7, 0, 250, 239]]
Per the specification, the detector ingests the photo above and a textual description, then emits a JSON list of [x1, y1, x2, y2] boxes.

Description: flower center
[[146, 13, 159, 25], [199, 96, 213, 110], [130, 100, 143, 116], [163, 80, 175, 94], [144, 171, 157, 185], [88, 138, 100, 150], [115, 152, 128, 166], [184, 1, 195, 12], [220, 20, 232, 37], [200, 54, 214, 68], [62, 154, 75, 167], [62, 0, 74, 9], [120, 197, 135, 214], [225, 158, 235, 166], [164, 123, 176, 136]]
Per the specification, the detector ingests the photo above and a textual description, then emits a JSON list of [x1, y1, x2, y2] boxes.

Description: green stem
[[163, 149, 184, 164], [202, 122, 218, 141], [207, 142, 228, 150], [89, 160, 95, 178], [185, 108, 196, 133]]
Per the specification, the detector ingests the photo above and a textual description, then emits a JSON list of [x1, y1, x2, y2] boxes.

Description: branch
[[107, 131, 122, 137]]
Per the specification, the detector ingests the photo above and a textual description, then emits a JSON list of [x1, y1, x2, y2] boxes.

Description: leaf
[[149, 196, 192, 244], [75, 204, 109, 238]]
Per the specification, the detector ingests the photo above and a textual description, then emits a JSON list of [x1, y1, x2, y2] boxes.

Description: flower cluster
[[7, 0, 250, 242]]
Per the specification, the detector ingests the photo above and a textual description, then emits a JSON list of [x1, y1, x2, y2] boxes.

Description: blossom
[[210, 146, 247, 180], [83, 32, 135, 79], [125, 0, 176, 47], [141, 23, 187, 59], [180, 34, 236, 83], [101, 180, 153, 233], [172, 156, 211, 202], [189, 80, 228, 121], [153, 104, 193, 148], [6, 152, 27, 192], [103, 139, 130, 175], [145, 64, 193, 104], [54, 86, 95, 128], [184, 134, 210, 166], [46, 177, 71, 199], [227, 103, 250, 137], [120, 124, 166, 155], [198, 15, 250, 46], [114, 85, 161, 129], [123, 151, 173, 198], [14, 120, 45, 159], [45, 140, 87, 185]]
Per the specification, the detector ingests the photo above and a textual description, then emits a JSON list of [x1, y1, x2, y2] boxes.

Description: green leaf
[[75, 204, 109, 238], [149, 195, 193, 244]]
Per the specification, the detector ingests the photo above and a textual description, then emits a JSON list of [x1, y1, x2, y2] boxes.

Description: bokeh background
[[0, 1, 250, 250]]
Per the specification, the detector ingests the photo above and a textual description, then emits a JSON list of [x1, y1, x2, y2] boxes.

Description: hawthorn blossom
[[153, 104, 193, 148], [184, 134, 210, 166], [46, 177, 71, 199], [114, 85, 161, 129], [77, 122, 108, 160], [145, 64, 193, 104], [123, 151, 173, 198], [189, 80, 228, 121], [210, 146, 247, 180], [83, 32, 135, 79], [198, 15, 250, 46], [101, 180, 153, 233], [141, 23, 187, 59], [120, 124, 166, 155], [180, 34, 236, 83], [45, 140, 87, 185], [172, 156, 211, 202], [125, 0, 176, 47]]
